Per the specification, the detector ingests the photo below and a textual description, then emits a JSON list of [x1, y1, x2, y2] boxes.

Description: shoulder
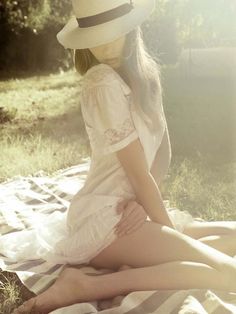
[[81, 63, 131, 98], [83, 63, 116, 86]]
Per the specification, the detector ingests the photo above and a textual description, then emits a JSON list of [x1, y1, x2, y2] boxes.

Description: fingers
[[116, 211, 137, 230], [116, 200, 127, 214], [115, 207, 136, 230], [115, 218, 145, 237], [114, 199, 147, 237], [116, 198, 137, 214], [116, 205, 145, 229], [117, 221, 144, 237], [126, 219, 146, 235], [118, 200, 139, 218]]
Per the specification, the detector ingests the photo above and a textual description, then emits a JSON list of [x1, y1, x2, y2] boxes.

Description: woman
[[13, 0, 236, 313]]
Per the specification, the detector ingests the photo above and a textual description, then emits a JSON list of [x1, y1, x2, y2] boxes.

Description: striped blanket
[[1, 159, 236, 313]]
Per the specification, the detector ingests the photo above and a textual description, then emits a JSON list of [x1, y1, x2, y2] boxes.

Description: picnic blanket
[[1, 159, 236, 314]]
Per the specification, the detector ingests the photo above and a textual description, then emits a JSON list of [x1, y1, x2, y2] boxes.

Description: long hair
[[73, 26, 164, 133]]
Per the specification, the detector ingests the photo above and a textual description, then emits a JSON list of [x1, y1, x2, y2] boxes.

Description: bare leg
[[198, 234, 236, 257], [13, 260, 233, 314], [98, 222, 236, 310], [87, 260, 235, 300], [183, 221, 236, 256], [100, 221, 236, 310], [13, 222, 236, 313], [183, 221, 236, 239]]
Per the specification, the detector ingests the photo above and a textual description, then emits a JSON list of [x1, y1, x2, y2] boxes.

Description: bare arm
[[116, 138, 174, 228]]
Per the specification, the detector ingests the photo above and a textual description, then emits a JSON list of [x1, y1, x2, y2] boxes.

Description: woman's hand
[[114, 199, 148, 237]]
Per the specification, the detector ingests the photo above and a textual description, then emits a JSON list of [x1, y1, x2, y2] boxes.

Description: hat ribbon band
[[76, 2, 134, 28]]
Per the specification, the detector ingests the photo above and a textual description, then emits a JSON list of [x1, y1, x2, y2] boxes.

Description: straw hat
[[57, 0, 155, 49]]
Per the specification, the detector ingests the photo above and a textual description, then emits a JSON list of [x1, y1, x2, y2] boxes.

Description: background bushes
[[0, 0, 235, 76]]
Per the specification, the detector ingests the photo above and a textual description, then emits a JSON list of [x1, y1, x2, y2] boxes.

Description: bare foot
[[12, 267, 91, 314]]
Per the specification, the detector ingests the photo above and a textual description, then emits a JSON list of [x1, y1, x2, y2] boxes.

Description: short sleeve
[[81, 79, 139, 155]]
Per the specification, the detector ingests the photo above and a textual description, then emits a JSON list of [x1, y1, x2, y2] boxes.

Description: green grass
[[0, 273, 21, 314], [163, 156, 236, 221], [0, 68, 235, 313], [0, 70, 90, 182]]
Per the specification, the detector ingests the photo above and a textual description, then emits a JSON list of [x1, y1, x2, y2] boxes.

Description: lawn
[[0, 70, 90, 182]]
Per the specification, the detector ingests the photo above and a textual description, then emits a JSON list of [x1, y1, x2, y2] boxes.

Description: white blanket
[[1, 160, 236, 313]]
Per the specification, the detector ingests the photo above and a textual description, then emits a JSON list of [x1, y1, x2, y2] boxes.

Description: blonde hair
[[73, 26, 164, 133]]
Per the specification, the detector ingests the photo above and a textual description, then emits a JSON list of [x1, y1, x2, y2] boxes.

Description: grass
[[0, 67, 235, 312], [163, 156, 236, 221], [0, 70, 90, 182], [161, 65, 236, 162], [0, 272, 24, 314]]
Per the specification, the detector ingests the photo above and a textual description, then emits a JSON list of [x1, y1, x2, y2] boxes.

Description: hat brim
[[57, 0, 155, 49]]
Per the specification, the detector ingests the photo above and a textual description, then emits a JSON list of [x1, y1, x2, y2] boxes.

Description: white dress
[[0, 63, 195, 267]]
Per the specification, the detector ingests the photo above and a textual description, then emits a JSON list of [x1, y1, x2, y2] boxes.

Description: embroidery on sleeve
[[104, 117, 136, 145]]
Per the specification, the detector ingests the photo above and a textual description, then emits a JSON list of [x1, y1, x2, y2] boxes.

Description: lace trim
[[104, 117, 136, 145]]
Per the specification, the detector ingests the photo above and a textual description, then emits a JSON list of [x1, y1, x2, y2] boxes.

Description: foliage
[[0, 0, 236, 73], [156, 0, 236, 48], [0, 0, 71, 33], [0, 0, 72, 73], [143, 0, 236, 64]]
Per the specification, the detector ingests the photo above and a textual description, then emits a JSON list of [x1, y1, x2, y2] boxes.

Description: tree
[[0, 0, 72, 34], [0, 0, 72, 73], [144, 0, 236, 65]]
